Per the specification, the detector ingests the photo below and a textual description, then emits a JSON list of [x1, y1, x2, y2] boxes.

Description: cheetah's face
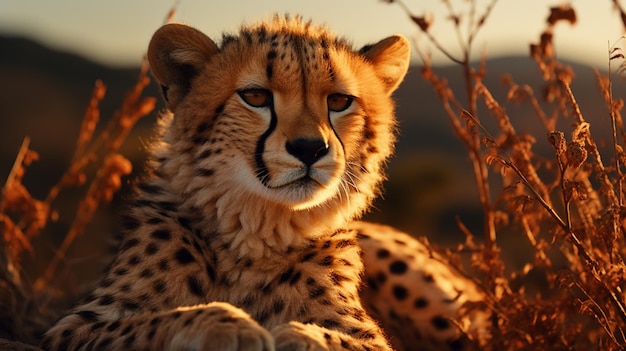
[[230, 83, 350, 209], [148, 19, 410, 211]]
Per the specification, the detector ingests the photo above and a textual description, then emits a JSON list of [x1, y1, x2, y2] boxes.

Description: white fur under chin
[[202, 183, 356, 260]]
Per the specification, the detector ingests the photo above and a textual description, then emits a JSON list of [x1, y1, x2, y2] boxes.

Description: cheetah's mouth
[[260, 164, 342, 210], [266, 171, 328, 190]]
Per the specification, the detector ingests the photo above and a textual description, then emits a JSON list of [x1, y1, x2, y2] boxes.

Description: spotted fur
[[41, 16, 485, 351], [354, 222, 486, 351], [42, 16, 409, 351]]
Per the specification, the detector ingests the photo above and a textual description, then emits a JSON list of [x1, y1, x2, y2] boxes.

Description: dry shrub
[[0, 62, 155, 345], [387, 0, 626, 349]]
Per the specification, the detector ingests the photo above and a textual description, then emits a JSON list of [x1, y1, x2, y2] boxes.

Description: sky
[[0, 0, 624, 68]]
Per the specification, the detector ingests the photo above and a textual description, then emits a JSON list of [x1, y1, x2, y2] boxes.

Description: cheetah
[[41, 16, 483, 351]]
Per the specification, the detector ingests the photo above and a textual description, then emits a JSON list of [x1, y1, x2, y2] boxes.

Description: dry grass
[[0, 62, 155, 346], [387, 0, 626, 349]]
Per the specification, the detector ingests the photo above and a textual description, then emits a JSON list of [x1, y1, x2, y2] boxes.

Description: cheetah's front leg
[[42, 302, 273, 351]]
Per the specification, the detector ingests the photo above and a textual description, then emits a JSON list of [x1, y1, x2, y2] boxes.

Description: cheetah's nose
[[286, 138, 329, 166]]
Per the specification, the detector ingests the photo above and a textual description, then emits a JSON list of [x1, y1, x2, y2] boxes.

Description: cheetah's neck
[[194, 183, 350, 261], [146, 156, 351, 263]]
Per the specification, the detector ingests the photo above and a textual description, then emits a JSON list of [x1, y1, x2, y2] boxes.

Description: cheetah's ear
[[148, 23, 219, 109], [360, 35, 411, 95]]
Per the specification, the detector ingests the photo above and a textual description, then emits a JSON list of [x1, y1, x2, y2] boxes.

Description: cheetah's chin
[[264, 177, 341, 211]]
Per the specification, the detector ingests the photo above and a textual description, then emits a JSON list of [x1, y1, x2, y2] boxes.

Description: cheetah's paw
[[169, 302, 274, 351], [271, 321, 331, 351]]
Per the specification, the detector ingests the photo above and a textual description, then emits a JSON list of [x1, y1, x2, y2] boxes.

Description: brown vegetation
[[0, 63, 155, 346], [387, 0, 626, 349]]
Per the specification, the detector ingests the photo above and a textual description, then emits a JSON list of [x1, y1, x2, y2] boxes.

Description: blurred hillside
[[1, 34, 623, 254]]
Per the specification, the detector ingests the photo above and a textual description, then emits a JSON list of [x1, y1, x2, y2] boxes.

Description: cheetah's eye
[[327, 93, 354, 112], [238, 88, 273, 108]]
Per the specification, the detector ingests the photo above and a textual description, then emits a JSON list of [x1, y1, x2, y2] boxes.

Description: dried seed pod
[[565, 141, 587, 169], [547, 131, 566, 156]]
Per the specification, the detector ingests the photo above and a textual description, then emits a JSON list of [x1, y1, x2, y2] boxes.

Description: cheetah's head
[[147, 17, 409, 215]]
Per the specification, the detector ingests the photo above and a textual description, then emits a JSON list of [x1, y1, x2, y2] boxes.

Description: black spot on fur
[[194, 168, 215, 177], [279, 267, 295, 283], [290, 271, 302, 285], [319, 256, 333, 266], [335, 239, 355, 248], [197, 149, 213, 160], [389, 260, 408, 274], [187, 275, 205, 296], [122, 300, 141, 311], [330, 272, 349, 285], [120, 326, 132, 336], [113, 267, 128, 276], [140, 269, 154, 278], [301, 252, 316, 262], [322, 319, 340, 328], [450, 338, 465, 351], [273, 300, 285, 314], [76, 310, 99, 322], [137, 183, 163, 195], [156, 201, 176, 212], [206, 264, 216, 282], [376, 249, 390, 259], [178, 217, 192, 230], [432, 315, 451, 330], [175, 248, 195, 265], [150, 317, 161, 326], [158, 258, 170, 271], [153, 280, 167, 294], [423, 273, 435, 283], [106, 321, 121, 332], [120, 238, 140, 251], [241, 295, 254, 308], [98, 294, 115, 306], [392, 285, 409, 301], [146, 217, 164, 225], [309, 286, 326, 298], [261, 283, 273, 295], [150, 229, 171, 241], [366, 277, 378, 291], [145, 242, 159, 255], [375, 272, 387, 284], [414, 297, 429, 308], [90, 321, 106, 332], [347, 327, 362, 336]]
